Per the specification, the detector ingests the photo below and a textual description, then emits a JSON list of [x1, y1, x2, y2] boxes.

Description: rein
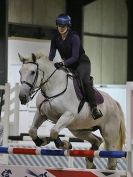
[[39, 74, 69, 114], [41, 73, 69, 99], [30, 68, 57, 99]]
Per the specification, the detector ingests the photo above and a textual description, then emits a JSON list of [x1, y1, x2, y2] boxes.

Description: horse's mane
[[35, 52, 48, 60], [35, 52, 56, 72], [22, 52, 48, 62], [20, 52, 65, 74]]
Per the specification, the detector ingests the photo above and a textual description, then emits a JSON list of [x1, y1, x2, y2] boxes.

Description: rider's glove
[[54, 62, 64, 69]]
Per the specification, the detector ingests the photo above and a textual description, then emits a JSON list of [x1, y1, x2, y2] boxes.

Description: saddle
[[73, 75, 104, 113]]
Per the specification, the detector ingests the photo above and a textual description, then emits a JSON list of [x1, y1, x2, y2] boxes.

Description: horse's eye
[[31, 71, 35, 75]]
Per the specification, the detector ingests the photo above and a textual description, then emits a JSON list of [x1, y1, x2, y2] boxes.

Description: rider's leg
[[84, 76, 103, 119], [76, 60, 103, 119]]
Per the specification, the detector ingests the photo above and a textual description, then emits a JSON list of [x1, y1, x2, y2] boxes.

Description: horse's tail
[[116, 101, 126, 150]]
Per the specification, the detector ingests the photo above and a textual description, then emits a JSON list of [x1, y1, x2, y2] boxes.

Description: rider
[[48, 13, 103, 119]]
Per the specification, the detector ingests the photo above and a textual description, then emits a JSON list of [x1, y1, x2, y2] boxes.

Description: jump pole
[[0, 146, 127, 158], [0, 147, 129, 177]]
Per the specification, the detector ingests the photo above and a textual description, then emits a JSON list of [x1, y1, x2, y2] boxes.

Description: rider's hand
[[54, 62, 64, 69]]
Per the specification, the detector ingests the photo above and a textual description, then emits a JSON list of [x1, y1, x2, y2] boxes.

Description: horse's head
[[19, 53, 44, 104]]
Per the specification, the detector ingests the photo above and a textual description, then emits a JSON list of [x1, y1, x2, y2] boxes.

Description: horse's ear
[[32, 53, 36, 63], [18, 53, 26, 63]]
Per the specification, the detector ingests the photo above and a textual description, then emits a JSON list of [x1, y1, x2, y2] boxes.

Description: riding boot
[[84, 78, 103, 120], [91, 106, 103, 119]]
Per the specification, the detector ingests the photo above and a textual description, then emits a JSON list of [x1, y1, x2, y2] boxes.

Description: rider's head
[[56, 14, 71, 34]]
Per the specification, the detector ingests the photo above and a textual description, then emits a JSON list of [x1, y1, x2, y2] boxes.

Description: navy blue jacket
[[49, 30, 85, 69]]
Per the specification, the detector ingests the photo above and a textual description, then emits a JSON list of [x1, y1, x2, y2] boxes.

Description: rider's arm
[[64, 34, 80, 66], [49, 37, 56, 61]]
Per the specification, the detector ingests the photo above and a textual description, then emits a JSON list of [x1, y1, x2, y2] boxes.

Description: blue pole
[[41, 149, 65, 156], [99, 151, 127, 158], [0, 147, 8, 154]]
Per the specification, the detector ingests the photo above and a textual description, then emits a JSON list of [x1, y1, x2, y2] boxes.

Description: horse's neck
[[39, 59, 67, 96]]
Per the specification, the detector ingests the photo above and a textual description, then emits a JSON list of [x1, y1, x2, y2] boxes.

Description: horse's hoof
[[54, 139, 72, 150], [86, 163, 96, 169], [54, 138, 64, 148], [33, 137, 50, 147], [85, 157, 96, 169], [41, 137, 50, 146], [62, 140, 72, 150], [108, 166, 116, 170], [91, 164, 96, 169]]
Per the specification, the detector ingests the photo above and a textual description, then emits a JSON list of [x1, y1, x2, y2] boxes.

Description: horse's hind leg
[[71, 130, 103, 169], [29, 109, 50, 146], [102, 124, 121, 170], [103, 136, 118, 169]]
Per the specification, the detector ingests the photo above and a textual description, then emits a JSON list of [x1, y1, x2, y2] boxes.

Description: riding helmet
[[56, 14, 72, 26]]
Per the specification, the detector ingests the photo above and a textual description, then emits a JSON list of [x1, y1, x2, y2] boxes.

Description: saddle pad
[[73, 78, 104, 105], [94, 88, 104, 104]]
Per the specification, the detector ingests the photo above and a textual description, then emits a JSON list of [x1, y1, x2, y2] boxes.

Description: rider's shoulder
[[69, 30, 79, 36], [69, 30, 80, 41]]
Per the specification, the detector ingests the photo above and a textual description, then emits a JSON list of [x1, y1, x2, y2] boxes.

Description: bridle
[[20, 61, 69, 100], [21, 62, 39, 91], [20, 61, 44, 99]]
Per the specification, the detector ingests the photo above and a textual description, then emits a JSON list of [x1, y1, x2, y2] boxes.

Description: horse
[[18, 52, 126, 170]]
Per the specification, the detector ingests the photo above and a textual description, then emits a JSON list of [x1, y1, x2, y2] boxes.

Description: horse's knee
[[29, 127, 37, 139], [50, 128, 58, 139]]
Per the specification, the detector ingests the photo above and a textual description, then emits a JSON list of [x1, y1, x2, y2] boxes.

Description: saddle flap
[[73, 77, 104, 105]]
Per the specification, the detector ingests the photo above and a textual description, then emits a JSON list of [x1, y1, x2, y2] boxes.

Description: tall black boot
[[84, 79, 103, 120]]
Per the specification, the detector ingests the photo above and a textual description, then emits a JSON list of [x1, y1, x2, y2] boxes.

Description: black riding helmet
[[56, 14, 72, 26]]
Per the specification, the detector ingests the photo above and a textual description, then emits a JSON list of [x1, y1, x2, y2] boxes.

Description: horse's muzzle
[[19, 95, 28, 105]]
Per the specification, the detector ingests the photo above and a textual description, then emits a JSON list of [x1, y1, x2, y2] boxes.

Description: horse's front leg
[[50, 111, 76, 149], [29, 109, 50, 146]]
